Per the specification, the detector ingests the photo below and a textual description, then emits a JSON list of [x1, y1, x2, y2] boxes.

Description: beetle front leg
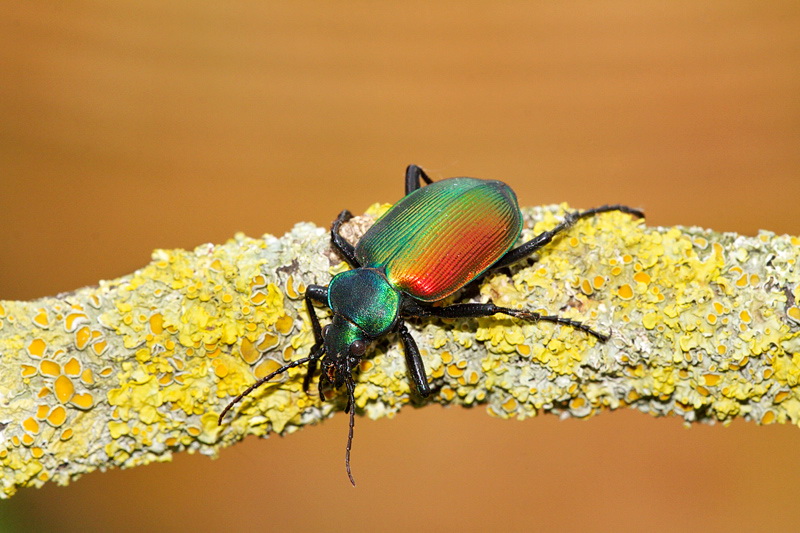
[[404, 300, 609, 341], [491, 205, 644, 270], [397, 322, 430, 397], [331, 210, 361, 268], [304, 285, 329, 393], [404, 164, 434, 194]]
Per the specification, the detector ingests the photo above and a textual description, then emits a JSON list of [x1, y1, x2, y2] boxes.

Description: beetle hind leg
[[492, 204, 644, 270], [403, 300, 609, 341]]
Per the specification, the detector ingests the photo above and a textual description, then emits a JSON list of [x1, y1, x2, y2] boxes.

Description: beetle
[[219, 165, 643, 485]]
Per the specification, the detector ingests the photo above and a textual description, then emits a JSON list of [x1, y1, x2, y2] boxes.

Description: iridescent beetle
[[219, 165, 643, 484]]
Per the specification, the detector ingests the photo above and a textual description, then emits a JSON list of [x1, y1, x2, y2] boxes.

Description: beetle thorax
[[327, 268, 401, 340]]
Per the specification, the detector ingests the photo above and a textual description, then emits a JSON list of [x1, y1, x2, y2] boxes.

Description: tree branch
[[1, 203, 798, 498]]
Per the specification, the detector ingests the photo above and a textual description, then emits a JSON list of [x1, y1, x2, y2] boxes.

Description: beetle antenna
[[345, 376, 357, 487], [218, 355, 315, 425]]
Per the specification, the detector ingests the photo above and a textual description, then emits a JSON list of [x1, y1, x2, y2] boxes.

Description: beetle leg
[[396, 322, 431, 397], [305, 284, 328, 305], [404, 300, 609, 341], [303, 357, 319, 394], [315, 369, 329, 402], [331, 210, 361, 268], [304, 285, 329, 393], [491, 204, 644, 270], [405, 164, 434, 194]]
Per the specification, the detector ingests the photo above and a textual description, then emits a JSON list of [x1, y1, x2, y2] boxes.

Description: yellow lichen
[[54, 376, 75, 404], [39, 360, 59, 377], [33, 309, 49, 328], [64, 358, 81, 376], [46, 406, 67, 427], [0, 204, 797, 500], [22, 418, 39, 434], [71, 393, 94, 410], [27, 339, 47, 358], [617, 284, 634, 300]]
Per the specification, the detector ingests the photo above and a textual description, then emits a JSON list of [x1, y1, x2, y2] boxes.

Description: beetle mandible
[[219, 165, 644, 485]]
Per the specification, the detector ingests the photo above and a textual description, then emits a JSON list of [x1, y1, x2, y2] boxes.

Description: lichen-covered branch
[[1, 203, 798, 498]]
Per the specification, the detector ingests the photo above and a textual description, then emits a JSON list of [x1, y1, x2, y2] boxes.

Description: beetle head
[[320, 314, 369, 389]]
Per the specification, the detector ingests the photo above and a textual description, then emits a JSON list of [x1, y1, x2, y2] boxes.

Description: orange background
[[1, 2, 799, 531]]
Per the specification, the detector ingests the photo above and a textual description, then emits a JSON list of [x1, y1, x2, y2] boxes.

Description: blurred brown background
[[1, 1, 799, 531]]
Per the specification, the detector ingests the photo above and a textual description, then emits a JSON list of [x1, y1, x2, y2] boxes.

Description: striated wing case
[[356, 177, 522, 302]]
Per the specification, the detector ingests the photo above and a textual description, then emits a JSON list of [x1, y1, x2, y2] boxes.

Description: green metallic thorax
[[325, 268, 401, 356]]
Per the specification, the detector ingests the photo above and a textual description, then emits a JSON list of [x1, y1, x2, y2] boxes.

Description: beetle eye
[[322, 325, 331, 337], [349, 340, 367, 357]]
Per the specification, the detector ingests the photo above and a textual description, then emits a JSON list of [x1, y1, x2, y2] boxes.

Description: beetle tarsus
[[508, 309, 609, 342], [575, 204, 645, 221]]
